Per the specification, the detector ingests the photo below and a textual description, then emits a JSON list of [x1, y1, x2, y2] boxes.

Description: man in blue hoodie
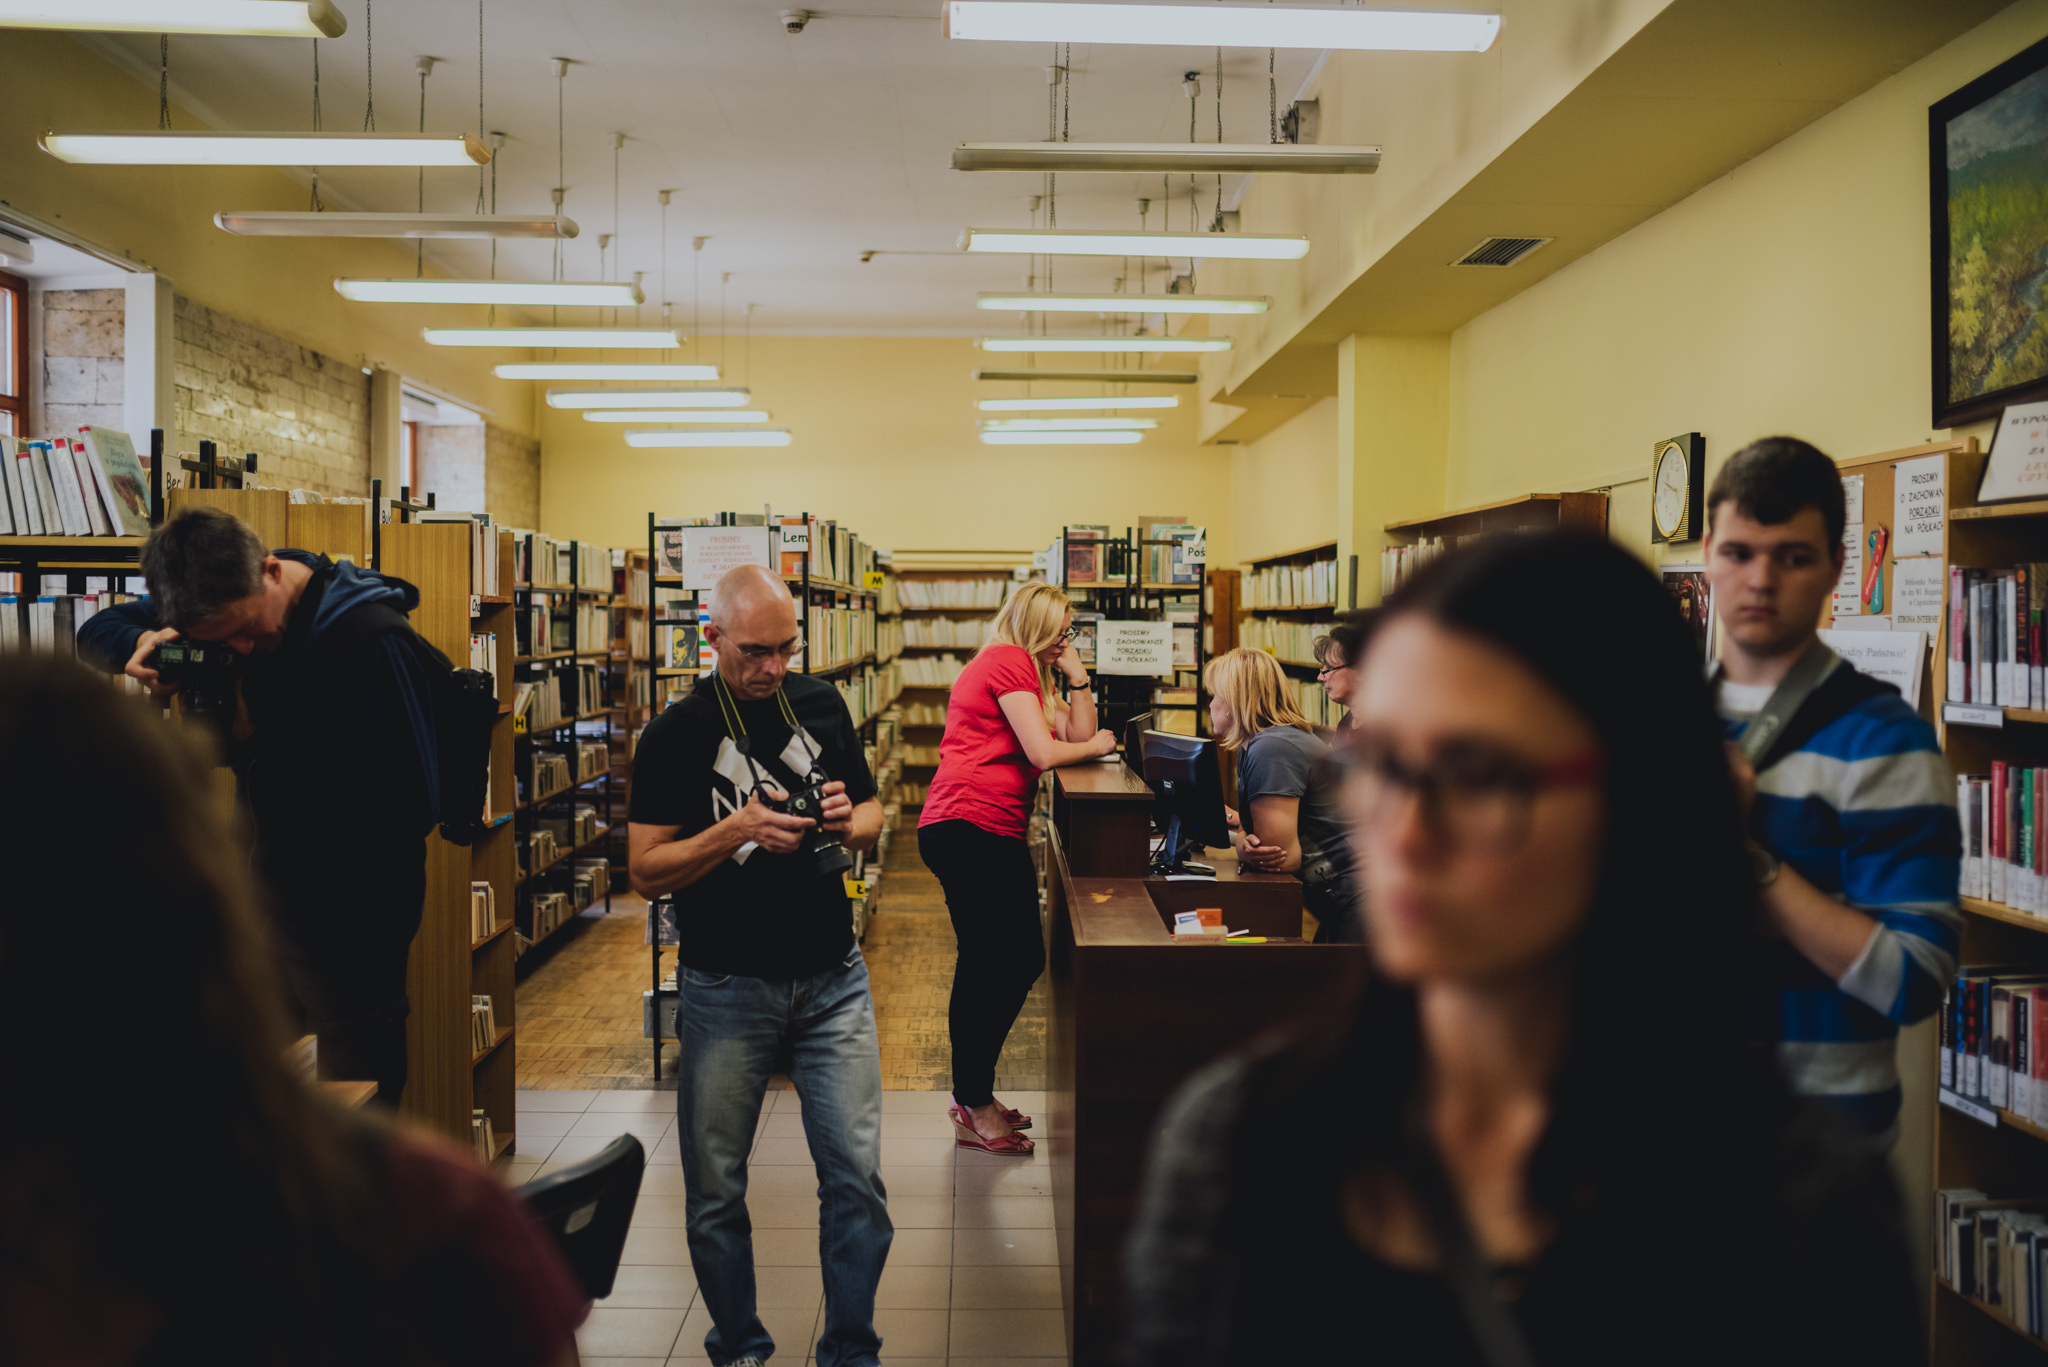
[[80, 506, 441, 1104]]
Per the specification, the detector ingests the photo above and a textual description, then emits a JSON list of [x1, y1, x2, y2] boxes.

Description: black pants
[[919, 818, 1045, 1108]]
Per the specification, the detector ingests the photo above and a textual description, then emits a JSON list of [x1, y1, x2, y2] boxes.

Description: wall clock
[[1651, 432, 1705, 544]]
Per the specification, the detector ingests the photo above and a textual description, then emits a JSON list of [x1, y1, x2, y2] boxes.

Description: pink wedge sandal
[[949, 1103, 1035, 1155]]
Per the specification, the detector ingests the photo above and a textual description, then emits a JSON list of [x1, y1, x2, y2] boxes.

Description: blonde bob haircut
[[986, 580, 1073, 709], [1204, 647, 1315, 750]]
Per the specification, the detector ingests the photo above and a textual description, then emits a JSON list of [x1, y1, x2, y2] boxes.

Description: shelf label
[[1182, 531, 1207, 567], [1939, 1086, 2000, 1128], [863, 570, 884, 589], [513, 715, 529, 734], [843, 877, 868, 900], [780, 523, 811, 552], [469, 594, 481, 618], [1945, 702, 2005, 729]]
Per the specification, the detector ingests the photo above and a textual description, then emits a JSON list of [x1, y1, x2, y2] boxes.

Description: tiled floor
[[509, 1085, 1067, 1367]]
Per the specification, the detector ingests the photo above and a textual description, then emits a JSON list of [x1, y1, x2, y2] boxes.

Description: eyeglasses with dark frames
[[1338, 735, 1604, 852]]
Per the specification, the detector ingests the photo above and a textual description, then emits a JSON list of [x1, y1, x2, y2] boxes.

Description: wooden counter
[[1045, 827, 1362, 1365], [1051, 759, 1156, 878]]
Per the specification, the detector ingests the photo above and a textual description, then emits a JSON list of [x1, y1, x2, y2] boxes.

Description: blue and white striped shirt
[[1720, 653, 1962, 1136]]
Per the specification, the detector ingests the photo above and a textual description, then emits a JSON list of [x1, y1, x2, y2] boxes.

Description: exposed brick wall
[[485, 424, 540, 528], [41, 288, 125, 436], [415, 423, 487, 510], [172, 296, 370, 499]]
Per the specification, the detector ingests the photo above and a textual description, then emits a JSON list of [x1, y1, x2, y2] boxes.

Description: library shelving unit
[[1237, 540, 1341, 729], [1380, 492, 1610, 595], [1054, 524, 1210, 741], [510, 534, 618, 962], [890, 554, 1029, 813], [610, 547, 650, 871]]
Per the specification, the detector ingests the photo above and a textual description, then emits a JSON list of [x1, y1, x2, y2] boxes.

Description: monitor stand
[[1149, 813, 1217, 878]]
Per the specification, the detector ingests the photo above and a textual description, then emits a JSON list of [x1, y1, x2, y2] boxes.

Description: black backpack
[[433, 659, 499, 845]]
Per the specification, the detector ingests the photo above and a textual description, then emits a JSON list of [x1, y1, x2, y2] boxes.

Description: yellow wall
[[539, 336, 1235, 558], [1229, 398, 1337, 564], [0, 34, 536, 435]]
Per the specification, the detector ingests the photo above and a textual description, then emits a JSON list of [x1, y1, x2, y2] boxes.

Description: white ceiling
[[80, 1, 1324, 334]]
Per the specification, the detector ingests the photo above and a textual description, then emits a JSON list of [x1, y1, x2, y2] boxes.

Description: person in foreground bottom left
[[0, 654, 587, 1367]]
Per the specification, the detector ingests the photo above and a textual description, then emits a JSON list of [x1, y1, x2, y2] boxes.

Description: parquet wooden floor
[[516, 820, 1050, 1093]]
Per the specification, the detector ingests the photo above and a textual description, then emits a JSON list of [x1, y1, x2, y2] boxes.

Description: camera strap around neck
[[1723, 638, 1839, 767]]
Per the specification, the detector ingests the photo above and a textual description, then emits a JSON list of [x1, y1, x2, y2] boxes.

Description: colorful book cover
[[79, 426, 152, 535]]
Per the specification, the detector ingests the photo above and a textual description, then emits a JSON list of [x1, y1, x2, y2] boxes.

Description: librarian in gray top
[[1205, 647, 1357, 942]]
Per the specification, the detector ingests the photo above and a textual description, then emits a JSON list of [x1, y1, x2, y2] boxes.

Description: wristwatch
[[1067, 674, 1093, 691], [1749, 846, 1781, 888]]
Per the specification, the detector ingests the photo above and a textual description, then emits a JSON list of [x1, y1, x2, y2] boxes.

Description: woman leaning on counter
[[918, 581, 1116, 1156]]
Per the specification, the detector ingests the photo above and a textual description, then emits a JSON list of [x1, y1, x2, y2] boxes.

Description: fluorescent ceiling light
[[980, 429, 1143, 445], [546, 388, 750, 408], [977, 335, 1228, 353], [626, 430, 793, 448], [979, 396, 1178, 411], [981, 418, 1158, 430], [498, 364, 719, 381], [219, 211, 575, 239], [978, 292, 1268, 316], [41, 130, 489, 166], [943, 2, 1500, 51], [966, 227, 1306, 260], [585, 410, 771, 424], [423, 327, 681, 349], [337, 278, 640, 307], [1, 0, 346, 37], [973, 368, 1199, 384], [955, 142, 1380, 174]]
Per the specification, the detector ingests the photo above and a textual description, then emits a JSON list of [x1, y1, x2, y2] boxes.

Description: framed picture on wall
[[1661, 563, 1714, 663], [1931, 33, 2048, 428]]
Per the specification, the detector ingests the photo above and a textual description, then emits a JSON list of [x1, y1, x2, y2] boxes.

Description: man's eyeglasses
[[1337, 735, 1603, 852], [734, 636, 805, 662]]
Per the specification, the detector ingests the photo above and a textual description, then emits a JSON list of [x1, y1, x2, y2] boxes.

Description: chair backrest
[[519, 1133, 645, 1300]]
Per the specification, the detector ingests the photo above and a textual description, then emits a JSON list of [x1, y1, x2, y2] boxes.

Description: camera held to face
[[757, 769, 854, 880], [148, 638, 241, 718]]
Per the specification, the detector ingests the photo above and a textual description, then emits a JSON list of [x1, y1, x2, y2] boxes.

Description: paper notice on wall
[[683, 525, 773, 591], [1819, 628, 1927, 707], [1893, 455, 1946, 557], [1097, 620, 1174, 676], [1893, 557, 1947, 633], [1833, 523, 1864, 617], [1979, 399, 2048, 503], [1842, 474, 1865, 525]]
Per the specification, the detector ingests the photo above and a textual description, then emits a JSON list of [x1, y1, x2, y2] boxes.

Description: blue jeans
[[677, 944, 892, 1367]]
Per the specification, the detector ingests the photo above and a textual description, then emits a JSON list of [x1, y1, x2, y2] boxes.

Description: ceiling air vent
[[1451, 236, 1552, 268]]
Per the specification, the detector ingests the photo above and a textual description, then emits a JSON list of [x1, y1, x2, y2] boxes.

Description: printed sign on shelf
[[1832, 522, 1864, 618], [1818, 628, 1927, 707], [1893, 455, 1946, 557], [1892, 558, 1947, 633], [1097, 619, 1174, 676], [683, 526, 773, 591], [1980, 400, 2048, 504]]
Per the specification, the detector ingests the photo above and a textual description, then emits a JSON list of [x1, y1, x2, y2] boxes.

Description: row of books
[[533, 739, 608, 785], [619, 614, 648, 658], [876, 616, 903, 661], [1941, 968, 2048, 1125], [513, 533, 609, 590], [1061, 525, 1135, 584], [527, 751, 572, 801], [1249, 556, 1340, 609], [1937, 1187, 2048, 1336], [470, 994, 501, 1054], [899, 700, 948, 726], [469, 880, 499, 942], [1379, 539, 1448, 596], [1140, 516, 1201, 585], [1, 428, 153, 538], [415, 511, 505, 597], [0, 588, 136, 655], [897, 779, 930, 805], [537, 805, 604, 855], [1239, 616, 1338, 664], [1288, 674, 1346, 729], [898, 577, 1009, 610], [467, 632, 499, 691], [1948, 565, 2048, 707], [835, 662, 900, 729], [1960, 765, 2048, 912], [471, 1108, 500, 1163], [779, 514, 878, 588], [519, 661, 604, 724], [803, 604, 878, 671], [903, 615, 995, 649], [899, 652, 968, 687], [877, 572, 899, 615], [521, 858, 612, 949]]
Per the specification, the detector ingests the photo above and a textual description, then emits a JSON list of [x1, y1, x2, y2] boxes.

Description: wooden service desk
[[1051, 759, 1156, 877], [1043, 823, 1364, 1366]]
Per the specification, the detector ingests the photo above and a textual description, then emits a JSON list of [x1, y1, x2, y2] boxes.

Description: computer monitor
[[1139, 731, 1231, 877], [1121, 710, 1153, 781]]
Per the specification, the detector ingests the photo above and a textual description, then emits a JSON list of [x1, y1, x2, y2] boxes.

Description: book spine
[[29, 446, 62, 537], [2035, 987, 2048, 1127], [1943, 977, 1957, 1090], [1952, 566, 1969, 701], [2026, 772, 2036, 916], [2020, 990, 2034, 1120], [1996, 761, 2009, 906], [1992, 986, 2011, 1110], [2021, 568, 2034, 709], [2033, 564, 2048, 709]]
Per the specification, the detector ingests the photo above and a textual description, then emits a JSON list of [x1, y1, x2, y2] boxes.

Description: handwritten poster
[[1819, 628, 1927, 707], [683, 525, 773, 591], [1893, 455, 1946, 557], [1893, 558, 1947, 633], [1097, 620, 1173, 676], [1979, 399, 2048, 503]]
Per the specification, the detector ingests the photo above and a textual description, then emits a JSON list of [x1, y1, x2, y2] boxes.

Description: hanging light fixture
[[981, 418, 1158, 430], [965, 227, 1306, 260], [0, 0, 346, 36], [978, 292, 1267, 316], [40, 130, 489, 166], [977, 335, 1229, 353], [979, 395, 1178, 411], [974, 368, 1199, 383], [498, 363, 718, 381], [422, 326, 681, 348], [218, 210, 576, 238], [585, 410, 772, 424], [980, 429, 1143, 445], [625, 430, 793, 448], [954, 142, 1379, 174], [336, 278, 640, 306], [942, 2, 1500, 51], [546, 387, 750, 408]]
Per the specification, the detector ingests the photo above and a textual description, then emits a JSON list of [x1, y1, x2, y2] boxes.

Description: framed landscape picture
[[1931, 35, 2048, 428]]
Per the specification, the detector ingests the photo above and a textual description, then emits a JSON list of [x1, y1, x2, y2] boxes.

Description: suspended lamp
[[546, 388, 750, 409], [981, 418, 1158, 431], [980, 430, 1143, 445], [585, 410, 772, 424], [218, 211, 576, 239], [41, 130, 489, 166], [978, 292, 1268, 316], [422, 327, 680, 348], [973, 368, 1199, 383], [942, 2, 1499, 51], [0, 0, 346, 36], [498, 364, 718, 381], [625, 430, 793, 448], [954, 142, 1379, 174], [336, 278, 640, 307], [979, 396, 1178, 411], [966, 227, 1306, 260], [977, 335, 1229, 353]]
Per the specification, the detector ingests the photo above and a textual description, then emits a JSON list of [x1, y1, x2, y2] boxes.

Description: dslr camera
[[752, 767, 853, 879], [147, 638, 242, 719]]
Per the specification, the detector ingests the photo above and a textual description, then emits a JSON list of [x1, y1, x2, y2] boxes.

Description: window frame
[[0, 269, 26, 437]]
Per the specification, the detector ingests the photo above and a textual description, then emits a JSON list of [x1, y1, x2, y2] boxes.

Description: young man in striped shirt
[[1705, 436, 1961, 1147]]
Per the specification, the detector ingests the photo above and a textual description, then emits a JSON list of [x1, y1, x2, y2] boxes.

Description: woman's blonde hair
[[986, 580, 1072, 708], [1204, 647, 1315, 749]]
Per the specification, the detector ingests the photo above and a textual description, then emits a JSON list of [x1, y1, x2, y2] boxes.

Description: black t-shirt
[[629, 672, 877, 979]]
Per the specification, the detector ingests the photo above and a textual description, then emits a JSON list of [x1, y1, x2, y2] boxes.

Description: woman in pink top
[[919, 582, 1116, 1153]]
